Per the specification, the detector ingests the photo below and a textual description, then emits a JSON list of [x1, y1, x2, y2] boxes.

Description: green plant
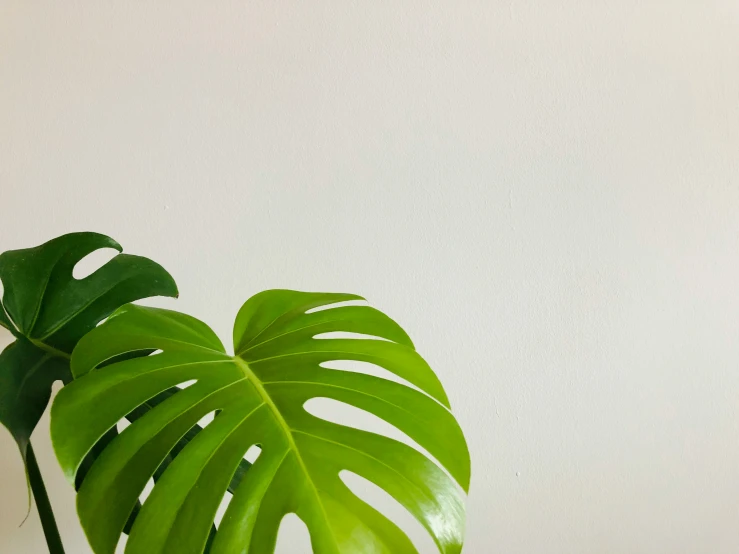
[[0, 233, 178, 553], [1, 233, 471, 554]]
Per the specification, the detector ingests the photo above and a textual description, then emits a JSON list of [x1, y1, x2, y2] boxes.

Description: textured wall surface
[[2, 2, 739, 553]]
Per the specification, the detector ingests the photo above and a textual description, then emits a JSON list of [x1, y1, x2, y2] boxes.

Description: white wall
[[2, 1, 739, 553]]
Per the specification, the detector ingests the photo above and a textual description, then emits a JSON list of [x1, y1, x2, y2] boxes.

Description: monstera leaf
[[0, 232, 178, 463], [51, 290, 470, 554], [0, 232, 178, 551]]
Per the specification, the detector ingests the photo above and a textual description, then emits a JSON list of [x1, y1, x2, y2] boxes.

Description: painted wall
[[2, 2, 739, 552]]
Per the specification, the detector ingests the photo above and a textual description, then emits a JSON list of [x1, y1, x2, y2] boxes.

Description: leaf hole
[[303, 397, 454, 485], [319, 360, 426, 395], [116, 384, 201, 435], [150, 349, 163, 356], [197, 410, 217, 429], [339, 470, 437, 554], [115, 532, 128, 553], [178, 379, 197, 389], [305, 299, 369, 314], [243, 444, 262, 464], [138, 477, 155, 504], [72, 247, 119, 280], [275, 513, 312, 554], [117, 418, 131, 433], [96, 349, 163, 370], [213, 491, 232, 528], [313, 331, 392, 342]]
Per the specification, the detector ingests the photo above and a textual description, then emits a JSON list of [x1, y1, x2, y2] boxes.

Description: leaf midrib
[[24, 255, 60, 338], [233, 356, 341, 551], [1, 264, 72, 360], [29, 339, 71, 360], [15, 353, 53, 402], [37, 276, 139, 341]]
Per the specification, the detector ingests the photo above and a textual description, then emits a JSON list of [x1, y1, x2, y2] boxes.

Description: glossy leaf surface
[[52, 290, 470, 554]]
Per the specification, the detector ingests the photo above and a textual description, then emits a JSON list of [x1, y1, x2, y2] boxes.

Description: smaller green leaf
[[0, 232, 179, 353]]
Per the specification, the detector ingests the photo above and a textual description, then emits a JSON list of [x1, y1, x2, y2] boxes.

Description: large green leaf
[[51, 290, 470, 554], [0, 231, 178, 467]]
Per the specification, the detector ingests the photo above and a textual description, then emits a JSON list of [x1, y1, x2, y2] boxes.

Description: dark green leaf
[[0, 232, 178, 503], [52, 290, 470, 554], [0, 232, 179, 353]]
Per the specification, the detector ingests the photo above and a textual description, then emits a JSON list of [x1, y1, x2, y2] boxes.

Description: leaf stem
[[28, 339, 71, 360], [26, 444, 66, 554]]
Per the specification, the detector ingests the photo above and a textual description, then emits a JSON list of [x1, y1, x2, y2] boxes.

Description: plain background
[[2, 1, 739, 553]]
